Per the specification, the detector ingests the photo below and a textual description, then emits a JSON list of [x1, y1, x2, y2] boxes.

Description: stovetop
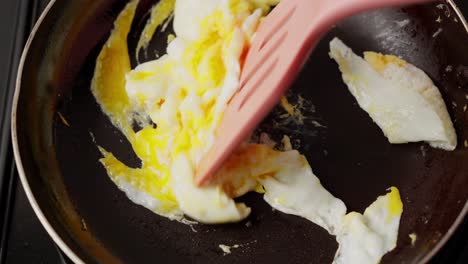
[[0, 0, 466, 263]]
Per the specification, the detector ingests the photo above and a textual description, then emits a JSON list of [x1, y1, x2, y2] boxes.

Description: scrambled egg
[[91, 1, 405, 263], [92, 0, 283, 222], [330, 37, 457, 150]]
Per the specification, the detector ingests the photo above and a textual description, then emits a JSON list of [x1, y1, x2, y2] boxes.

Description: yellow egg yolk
[[364, 52, 407, 73]]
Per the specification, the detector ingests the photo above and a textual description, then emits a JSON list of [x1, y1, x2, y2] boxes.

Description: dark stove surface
[[0, 0, 466, 263]]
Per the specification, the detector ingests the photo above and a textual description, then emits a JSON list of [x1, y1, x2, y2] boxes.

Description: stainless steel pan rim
[[11, 0, 84, 263], [10, 0, 468, 263]]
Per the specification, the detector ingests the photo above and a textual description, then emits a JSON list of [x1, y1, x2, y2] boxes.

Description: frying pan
[[11, 0, 468, 263]]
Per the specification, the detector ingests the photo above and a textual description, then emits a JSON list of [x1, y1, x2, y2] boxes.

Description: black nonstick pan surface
[[12, 0, 468, 263]]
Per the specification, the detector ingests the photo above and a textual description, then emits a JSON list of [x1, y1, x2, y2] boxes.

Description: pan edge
[[10, 0, 85, 263]]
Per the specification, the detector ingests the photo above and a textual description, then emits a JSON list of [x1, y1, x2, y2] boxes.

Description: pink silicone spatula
[[195, 0, 434, 186]]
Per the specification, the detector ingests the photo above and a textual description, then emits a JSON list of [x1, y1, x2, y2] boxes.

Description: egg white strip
[[260, 150, 347, 235], [329, 37, 457, 150]]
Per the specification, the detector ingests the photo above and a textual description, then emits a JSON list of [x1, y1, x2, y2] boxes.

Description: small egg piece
[[409, 233, 417, 246], [329, 37, 457, 151], [333, 187, 403, 264]]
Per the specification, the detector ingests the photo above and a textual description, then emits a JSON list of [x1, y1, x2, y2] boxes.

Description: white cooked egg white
[[329, 37, 457, 151], [91, 1, 405, 263], [333, 188, 403, 264], [212, 143, 347, 235], [260, 153, 347, 235]]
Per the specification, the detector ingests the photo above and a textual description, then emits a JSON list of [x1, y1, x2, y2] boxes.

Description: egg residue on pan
[[91, 0, 405, 263]]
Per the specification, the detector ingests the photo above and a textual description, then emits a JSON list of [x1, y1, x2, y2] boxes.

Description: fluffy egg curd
[[91, 0, 405, 263]]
